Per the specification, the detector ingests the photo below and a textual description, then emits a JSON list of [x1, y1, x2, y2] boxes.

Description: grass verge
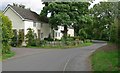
[[25, 42, 93, 49], [90, 44, 119, 71], [0, 51, 15, 61]]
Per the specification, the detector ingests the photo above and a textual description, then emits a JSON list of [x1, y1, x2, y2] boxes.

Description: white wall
[[67, 28, 74, 37], [24, 20, 34, 35], [24, 21, 51, 40], [40, 22, 51, 40], [54, 26, 64, 39], [4, 7, 24, 31], [54, 26, 74, 39]]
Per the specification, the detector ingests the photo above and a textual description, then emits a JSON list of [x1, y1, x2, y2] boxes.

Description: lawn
[[90, 44, 119, 71]]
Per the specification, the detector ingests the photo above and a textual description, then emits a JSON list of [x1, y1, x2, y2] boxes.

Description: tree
[[40, 2, 90, 40], [18, 29, 24, 46], [89, 2, 119, 41], [0, 13, 2, 53], [25, 28, 35, 46], [0, 13, 13, 54], [78, 14, 93, 39]]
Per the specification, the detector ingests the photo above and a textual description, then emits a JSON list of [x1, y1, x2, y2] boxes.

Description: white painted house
[[3, 4, 51, 41], [3, 4, 74, 42], [54, 26, 74, 39]]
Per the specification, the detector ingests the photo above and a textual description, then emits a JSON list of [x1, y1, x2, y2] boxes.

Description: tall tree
[[89, 2, 119, 41], [40, 2, 90, 38]]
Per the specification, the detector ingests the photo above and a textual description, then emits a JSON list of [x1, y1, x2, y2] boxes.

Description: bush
[[40, 40, 47, 46], [1, 14, 13, 54], [11, 41, 17, 47], [84, 39, 91, 43], [44, 34, 54, 41], [25, 28, 35, 47], [73, 36, 81, 40], [55, 39, 61, 41], [18, 29, 24, 46], [11, 35, 17, 47], [44, 38, 54, 41], [66, 37, 74, 41], [30, 40, 37, 46]]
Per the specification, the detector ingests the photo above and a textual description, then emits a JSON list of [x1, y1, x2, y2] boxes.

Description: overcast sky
[[0, 0, 111, 14], [0, 0, 44, 14]]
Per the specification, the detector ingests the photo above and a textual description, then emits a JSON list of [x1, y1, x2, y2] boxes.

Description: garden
[[10, 28, 93, 49]]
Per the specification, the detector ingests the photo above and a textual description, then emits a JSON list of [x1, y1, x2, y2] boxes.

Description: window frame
[[33, 22, 36, 27]]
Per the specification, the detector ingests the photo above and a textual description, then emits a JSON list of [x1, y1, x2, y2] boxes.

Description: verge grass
[[26, 42, 93, 49], [0, 49, 15, 61], [91, 45, 119, 71]]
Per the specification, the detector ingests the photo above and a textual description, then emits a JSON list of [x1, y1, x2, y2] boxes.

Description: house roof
[[7, 5, 41, 22]]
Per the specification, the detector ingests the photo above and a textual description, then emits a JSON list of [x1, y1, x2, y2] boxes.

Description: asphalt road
[[2, 42, 107, 71]]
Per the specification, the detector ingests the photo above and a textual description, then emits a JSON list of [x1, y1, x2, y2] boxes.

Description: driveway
[[2, 42, 107, 71]]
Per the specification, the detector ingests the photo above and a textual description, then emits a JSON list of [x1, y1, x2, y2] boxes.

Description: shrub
[[66, 36, 74, 41], [30, 40, 37, 46], [11, 38, 17, 47], [44, 34, 54, 41], [18, 29, 24, 46], [55, 39, 61, 41], [1, 14, 13, 54], [25, 28, 35, 46], [44, 38, 54, 41], [36, 39, 41, 46], [84, 39, 91, 43], [11, 29, 17, 47], [40, 40, 47, 46], [73, 36, 81, 40]]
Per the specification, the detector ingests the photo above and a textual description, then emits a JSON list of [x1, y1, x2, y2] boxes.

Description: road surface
[[2, 42, 107, 71]]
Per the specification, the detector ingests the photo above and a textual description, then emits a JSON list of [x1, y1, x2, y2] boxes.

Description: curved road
[[2, 42, 107, 71]]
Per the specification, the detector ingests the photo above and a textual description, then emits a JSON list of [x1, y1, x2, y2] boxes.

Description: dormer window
[[33, 22, 36, 27]]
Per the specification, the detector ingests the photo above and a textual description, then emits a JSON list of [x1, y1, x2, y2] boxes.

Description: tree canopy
[[90, 2, 119, 42], [40, 2, 90, 38], [40, 1, 119, 43]]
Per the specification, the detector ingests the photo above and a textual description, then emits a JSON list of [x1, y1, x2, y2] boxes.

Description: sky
[[0, 0, 115, 14], [0, 0, 44, 14]]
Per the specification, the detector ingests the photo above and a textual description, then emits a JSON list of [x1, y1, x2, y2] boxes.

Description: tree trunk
[[63, 25, 68, 45], [63, 25, 68, 38], [74, 25, 80, 36]]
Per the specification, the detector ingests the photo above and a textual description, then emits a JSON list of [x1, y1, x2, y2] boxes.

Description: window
[[19, 29, 24, 39], [58, 32, 60, 37], [41, 23, 43, 28], [41, 33, 43, 38], [33, 22, 36, 27], [38, 30, 40, 39], [55, 32, 57, 37], [13, 29, 17, 36]]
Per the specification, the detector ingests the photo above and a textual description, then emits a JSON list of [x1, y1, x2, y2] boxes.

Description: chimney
[[13, 3, 18, 7], [19, 4, 25, 9]]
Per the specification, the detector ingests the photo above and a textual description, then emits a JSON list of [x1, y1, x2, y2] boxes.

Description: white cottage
[[3, 4, 51, 41], [54, 26, 74, 40], [3, 4, 74, 42]]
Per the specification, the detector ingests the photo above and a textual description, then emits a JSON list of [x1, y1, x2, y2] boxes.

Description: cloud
[[0, 0, 45, 14]]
